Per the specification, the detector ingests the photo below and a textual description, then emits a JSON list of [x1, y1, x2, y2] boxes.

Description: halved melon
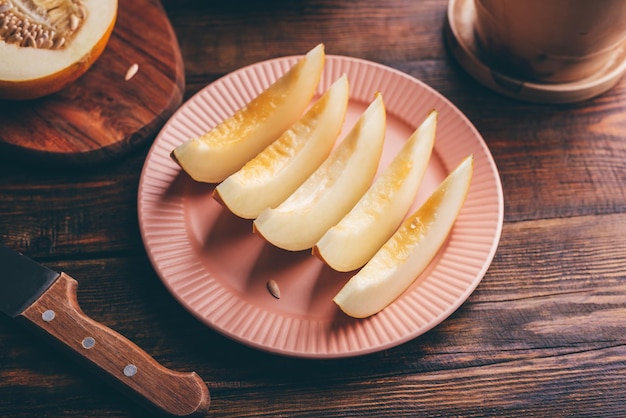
[[0, 0, 118, 100]]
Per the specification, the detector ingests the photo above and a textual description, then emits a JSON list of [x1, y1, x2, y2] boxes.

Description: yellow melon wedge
[[171, 44, 326, 183], [253, 93, 387, 251], [214, 75, 350, 219], [333, 155, 474, 318], [314, 110, 437, 272]]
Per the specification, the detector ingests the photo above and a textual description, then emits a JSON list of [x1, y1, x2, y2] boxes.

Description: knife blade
[[0, 243, 210, 416]]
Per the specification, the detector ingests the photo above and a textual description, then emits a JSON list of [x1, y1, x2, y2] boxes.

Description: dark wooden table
[[1, 0, 625, 416]]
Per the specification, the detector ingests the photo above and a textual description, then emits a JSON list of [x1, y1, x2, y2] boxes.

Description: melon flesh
[[253, 94, 387, 251], [171, 44, 326, 183]]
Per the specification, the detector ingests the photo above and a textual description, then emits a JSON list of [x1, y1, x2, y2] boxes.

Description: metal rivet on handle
[[42, 310, 55, 322], [82, 337, 96, 349], [123, 364, 137, 377]]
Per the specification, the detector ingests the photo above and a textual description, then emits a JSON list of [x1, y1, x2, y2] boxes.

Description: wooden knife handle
[[20, 272, 210, 416]]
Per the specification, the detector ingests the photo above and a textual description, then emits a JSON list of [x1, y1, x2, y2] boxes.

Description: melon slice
[[314, 110, 437, 272], [214, 75, 350, 219], [0, 0, 118, 100], [171, 44, 326, 183], [333, 155, 474, 318], [253, 93, 386, 251]]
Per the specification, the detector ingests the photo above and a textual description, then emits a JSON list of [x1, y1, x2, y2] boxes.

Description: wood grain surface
[[1, 0, 625, 416], [0, 0, 184, 166]]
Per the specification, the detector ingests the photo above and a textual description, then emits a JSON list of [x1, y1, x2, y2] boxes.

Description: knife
[[0, 243, 210, 416]]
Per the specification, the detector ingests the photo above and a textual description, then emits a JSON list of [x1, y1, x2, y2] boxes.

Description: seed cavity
[[0, 0, 87, 50], [267, 279, 281, 299]]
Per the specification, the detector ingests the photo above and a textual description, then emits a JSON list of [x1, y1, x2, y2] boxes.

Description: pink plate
[[138, 54, 504, 358]]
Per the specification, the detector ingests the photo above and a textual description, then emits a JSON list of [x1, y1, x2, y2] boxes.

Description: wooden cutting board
[[0, 0, 184, 166]]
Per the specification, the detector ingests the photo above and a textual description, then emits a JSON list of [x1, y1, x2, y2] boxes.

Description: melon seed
[[267, 279, 281, 299], [124, 63, 139, 81]]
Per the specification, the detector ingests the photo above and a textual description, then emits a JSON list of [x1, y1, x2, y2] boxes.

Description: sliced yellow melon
[[253, 93, 386, 251], [333, 155, 474, 318], [214, 75, 350, 219], [171, 44, 326, 183], [0, 0, 118, 100], [314, 110, 437, 272]]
